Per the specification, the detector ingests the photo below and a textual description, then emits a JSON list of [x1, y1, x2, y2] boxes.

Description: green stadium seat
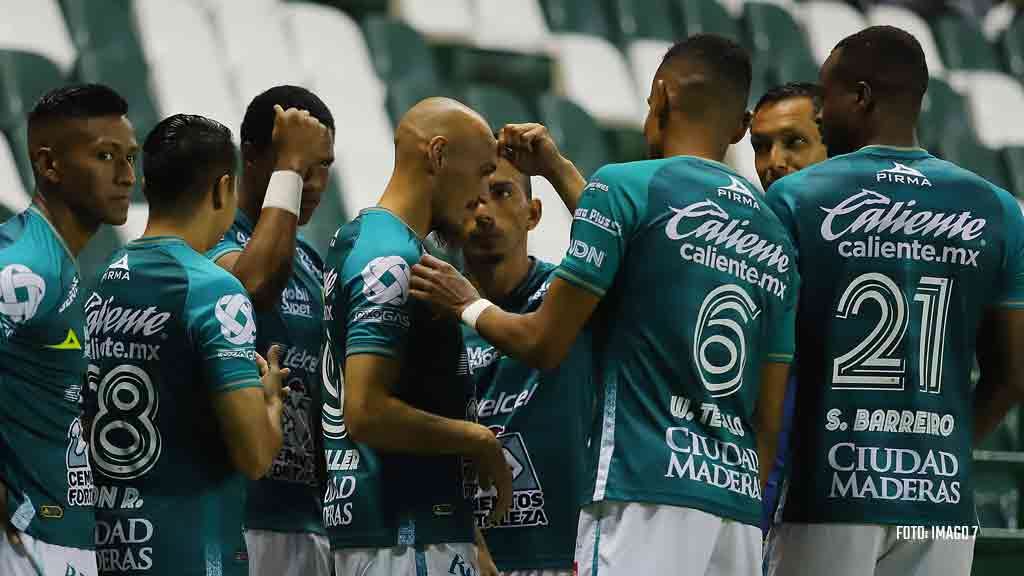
[[606, 0, 677, 44], [361, 16, 440, 85], [0, 131, 30, 218], [919, 77, 971, 154], [674, 0, 743, 43], [742, 2, 818, 85], [537, 94, 611, 178], [385, 77, 462, 126], [1001, 17, 1024, 79], [539, 0, 612, 38], [60, 0, 141, 53], [3, 121, 32, 194], [297, 0, 389, 20], [462, 84, 534, 132], [434, 46, 553, 96], [942, 132, 1012, 190], [973, 452, 1023, 529], [973, 530, 1024, 576], [932, 16, 1003, 71], [1004, 147, 1024, 199], [979, 408, 1021, 452], [605, 127, 647, 165], [0, 51, 66, 132]]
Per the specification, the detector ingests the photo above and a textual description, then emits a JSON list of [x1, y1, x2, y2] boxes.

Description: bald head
[[395, 97, 492, 161]]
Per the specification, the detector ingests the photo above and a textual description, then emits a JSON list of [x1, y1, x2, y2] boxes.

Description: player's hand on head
[[410, 254, 481, 319], [471, 425, 513, 527], [271, 104, 330, 174], [498, 123, 562, 177], [257, 345, 291, 403]]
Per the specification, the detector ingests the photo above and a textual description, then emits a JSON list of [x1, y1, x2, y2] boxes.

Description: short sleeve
[[205, 229, 245, 263], [764, 264, 799, 364], [766, 178, 799, 248], [186, 271, 261, 394], [995, 190, 1024, 309], [554, 166, 644, 297], [342, 251, 417, 359]]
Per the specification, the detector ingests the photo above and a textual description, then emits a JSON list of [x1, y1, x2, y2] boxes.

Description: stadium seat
[[75, 46, 160, 142], [435, 46, 554, 96], [955, 71, 1024, 150], [462, 84, 534, 131], [207, 0, 307, 105], [0, 132, 30, 219], [800, 1, 868, 66], [468, 0, 552, 54], [0, 50, 67, 132], [981, 408, 1022, 452], [362, 16, 440, 85], [674, 0, 744, 42], [606, 0, 677, 44], [293, 0, 388, 20], [134, 0, 242, 135], [536, 93, 610, 178], [385, 77, 462, 126], [866, 4, 946, 76], [624, 40, 672, 104], [742, 1, 818, 84], [539, 0, 613, 39], [550, 34, 644, 129], [918, 77, 971, 153], [974, 455, 1022, 529], [1002, 17, 1024, 79], [391, 0, 474, 43], [0, 0, 77, 75], [1004, 147, 1024, 198], [942, 132, 1011, 191], [527, 176, 572, 266], [932, 16, 1003, 72], [982, 1, 1019, 41], [60, 0, 142, 54], [606, 127, 647, 164]]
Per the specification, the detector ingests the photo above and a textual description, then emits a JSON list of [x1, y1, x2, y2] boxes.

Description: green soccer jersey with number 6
[[556, 157, 799, 527], [767, 146, 1024, 526], [85, 236, 262, 575]]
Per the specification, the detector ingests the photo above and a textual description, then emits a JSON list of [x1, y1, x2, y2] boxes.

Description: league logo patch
[[215, 294, 256, 345], [360, 256, 410, 305], [0, 264, 45, 323]]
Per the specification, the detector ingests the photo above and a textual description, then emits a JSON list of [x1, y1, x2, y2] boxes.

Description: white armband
[[261, 171, 303, 216], [460, 299, 495, 330]]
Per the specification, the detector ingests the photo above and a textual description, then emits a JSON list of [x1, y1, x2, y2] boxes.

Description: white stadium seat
[[391, 0, 474, 43], [114, 203, 150, 245], [0, 0, 77, 74], [626, 39, 672, 103], [955, 71, 1024, 149], [867, 5, 946, 76], [527, 176, 571, 266], [551, 34, 644, 129], [0, 134, 30, 215], [982, 1, 1018, 41], [134, 0, 243, 135], [800, 1, 868, 65], [726, 133, 762, 193], [469, 0, 551, 54]]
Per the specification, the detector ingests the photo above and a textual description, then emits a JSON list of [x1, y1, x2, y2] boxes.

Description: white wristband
[[262, 171, 303, 216], [460, 299, 495, 330]]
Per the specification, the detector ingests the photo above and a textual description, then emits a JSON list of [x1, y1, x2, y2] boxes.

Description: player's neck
[[378, 172, 432, 239], [238, 172, 266, 226], [466, 249, 531, 302], [31, 193, 98, 256], [861, 123, 918, 151], [662, 131, 729, 165], [142, 217, 212, 254]]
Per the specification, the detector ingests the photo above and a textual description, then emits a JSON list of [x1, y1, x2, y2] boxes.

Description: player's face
[[750, 97, 827, 189], [59, 115, 137, 226], [819, 51, 861, 158], [463, 159, 537, 264], [297, 129, 335, 226], [435, 125, 497, 246]]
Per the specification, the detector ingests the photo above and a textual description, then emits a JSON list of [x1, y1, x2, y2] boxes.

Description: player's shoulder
[[590, 158, 682, 191], [169, 242, 248, 301], [0, 208, 66, 273], [205, 217, 247, 262], [331, 208, 423, 279], [921, 155, 1015, 201]]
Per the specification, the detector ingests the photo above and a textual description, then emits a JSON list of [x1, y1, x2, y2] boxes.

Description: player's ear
[[211, 173, 232, 210], [732, 110, 753, 145], [33, 146, 60, 185], [427, 136, 447, 175], [526, 198, 541, 232], [855, 81, 873, 113]]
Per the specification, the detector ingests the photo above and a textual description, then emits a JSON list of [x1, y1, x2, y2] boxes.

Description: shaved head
[[395, 97, 492, 164]]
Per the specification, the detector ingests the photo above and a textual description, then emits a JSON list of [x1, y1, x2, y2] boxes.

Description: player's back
[[767, 145, 1024, 526], [0, 207, 95, 549], [87, 236, 261, 575], [557, 157, 798, 527]]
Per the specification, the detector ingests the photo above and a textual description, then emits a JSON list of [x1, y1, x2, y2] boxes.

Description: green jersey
[[208, 211, 325, 535], [555, 158, 799, 527], [464, 259, 593, 571], [767, 146, 1024, 526], [320, 208, 476, 549], [0, 207, 94, 549], [85, 237, 262, 575]]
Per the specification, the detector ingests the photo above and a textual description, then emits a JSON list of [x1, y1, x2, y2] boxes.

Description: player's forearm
[[346, 394, 490, 457], [231, 212, 297, 311], [543, 156, 586, 214], [475, 307, 566, 371]]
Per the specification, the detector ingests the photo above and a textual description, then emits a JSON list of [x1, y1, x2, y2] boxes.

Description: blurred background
[[0, 1, 1021, 571]]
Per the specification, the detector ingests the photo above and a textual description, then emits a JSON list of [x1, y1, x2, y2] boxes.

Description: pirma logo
[[0, 264, 45, 323], [215, 294, 256, 345], [876, 162, 931, 187], [360, 256, 410, 305]]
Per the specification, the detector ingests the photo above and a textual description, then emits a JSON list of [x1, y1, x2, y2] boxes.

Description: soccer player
[[320, 97, 512, 576], [750, 82, 827, 191], [85, 114, 288, 575], [206, 86, 334, 576], [0, 84, 136, 576], [748, 82, 828, 531], [765, 26, 1024, 576], [463, 126, 589, 576], [410, 36, 799, 575]]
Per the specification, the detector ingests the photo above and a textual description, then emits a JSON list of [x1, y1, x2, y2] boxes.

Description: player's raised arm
[[499, 123, 586, 214], [214, 104, 332, 311]]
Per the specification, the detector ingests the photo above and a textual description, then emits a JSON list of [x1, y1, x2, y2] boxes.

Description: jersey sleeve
[[205, 229, 245, 263], [0, 242, 61, 336], [766, 177, 800, 247], [995, 189, 1024, 309], [554, 165, 645, 297], [763, 261, 799, 364], [341, 246, 418, 359], [185, 270, 261, 394]]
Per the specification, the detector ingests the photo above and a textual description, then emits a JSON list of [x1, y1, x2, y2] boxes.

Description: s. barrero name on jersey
[[665, 200, 791, 299]]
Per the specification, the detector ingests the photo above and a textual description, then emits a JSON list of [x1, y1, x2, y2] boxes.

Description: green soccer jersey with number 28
[[556, 157, 799, 527]]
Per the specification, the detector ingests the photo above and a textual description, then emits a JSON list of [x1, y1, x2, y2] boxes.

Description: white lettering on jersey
[[85, 294, 170, 338], [820, 189, 986, 242], [664, 200, 791, 274]]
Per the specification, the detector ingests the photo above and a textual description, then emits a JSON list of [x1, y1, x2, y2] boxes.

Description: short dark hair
[[28, 84, 128, 128], [660, 34, 753, 102], [240, 85, 335, 151], [142, 114, 236, 216], [754, 82, 823, 116], [831, 26, 928, 101]]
